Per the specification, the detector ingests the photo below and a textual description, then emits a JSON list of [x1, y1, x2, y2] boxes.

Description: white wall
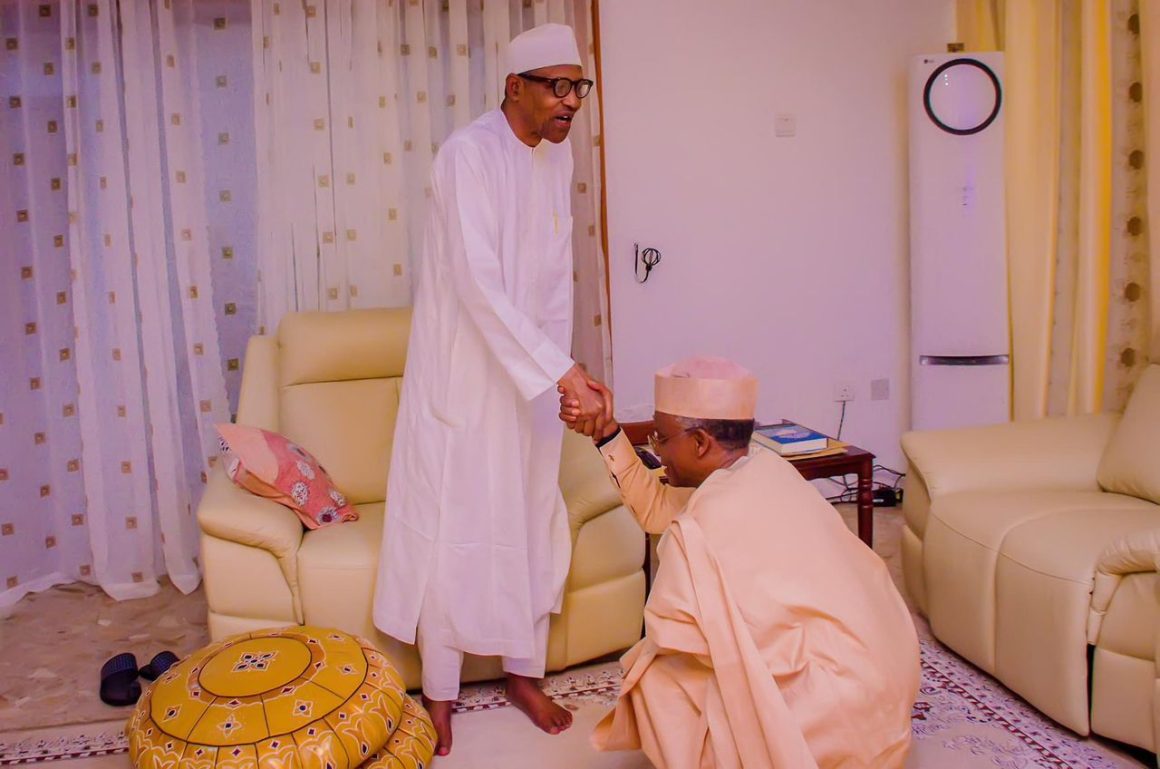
[[598, 0, 955, 469]]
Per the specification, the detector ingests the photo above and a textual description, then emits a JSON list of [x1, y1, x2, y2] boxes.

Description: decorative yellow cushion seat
[[126, 626, 435, 769], [361, 697, 437, 769]]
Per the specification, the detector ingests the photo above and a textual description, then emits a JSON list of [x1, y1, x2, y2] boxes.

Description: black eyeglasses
[[518, 73, 593, 99]]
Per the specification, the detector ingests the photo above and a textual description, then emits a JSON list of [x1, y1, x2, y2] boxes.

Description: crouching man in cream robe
[[562, 358, 920, 768]]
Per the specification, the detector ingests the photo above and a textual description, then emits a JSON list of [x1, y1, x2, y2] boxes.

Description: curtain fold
[[1142, 2, 1159, 363], [958, 0, 1150, 418], [956, 0, 1001, 51], [0, 0, 255, 608], [1070, 0, 1112, 414], [1002, 0, 1063, 419]]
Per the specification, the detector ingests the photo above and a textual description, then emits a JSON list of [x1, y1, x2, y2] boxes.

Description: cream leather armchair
[[900, 366, 1160, 755], [196, 308, 646, 690]]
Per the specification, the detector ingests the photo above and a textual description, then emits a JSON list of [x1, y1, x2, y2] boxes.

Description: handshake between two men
[[556, 364, 618, 440]]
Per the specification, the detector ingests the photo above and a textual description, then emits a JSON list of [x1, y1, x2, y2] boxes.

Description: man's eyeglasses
[[648, 427, 694, 456], [518, 73, 593, 99]]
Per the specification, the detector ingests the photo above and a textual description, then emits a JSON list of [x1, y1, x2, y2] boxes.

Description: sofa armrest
[[559, 431, 624, 544], [197, 466, 304, 617], [901, 412, 1120, 499], [1097, 528, 1160, 577], [1087, 528, 1160, 643]]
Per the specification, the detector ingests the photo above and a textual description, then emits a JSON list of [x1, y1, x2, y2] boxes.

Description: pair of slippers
[[99, 651, 180, 707]]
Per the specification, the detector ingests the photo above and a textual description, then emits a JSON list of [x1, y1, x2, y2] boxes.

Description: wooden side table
[[787, 443, 876, 547]]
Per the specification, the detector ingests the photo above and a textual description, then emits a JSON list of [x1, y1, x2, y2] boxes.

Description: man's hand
[[557, 365, 607, 436], [558, 367, 615, 438], [582, 379, 618, 441]]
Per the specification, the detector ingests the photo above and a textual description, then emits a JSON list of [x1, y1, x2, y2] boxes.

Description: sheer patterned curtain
[[958, 0, 1153, 417], [0, 0, 255, 609], [1, 0, 609, 610], [251, 0, 612, 382]]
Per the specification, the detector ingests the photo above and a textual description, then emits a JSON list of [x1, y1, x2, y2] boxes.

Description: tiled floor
[[0, 578, 208, 730]]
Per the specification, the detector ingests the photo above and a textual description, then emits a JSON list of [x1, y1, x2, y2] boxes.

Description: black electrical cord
[[820, 400, 908, 503], [873, 464, 907, 490]]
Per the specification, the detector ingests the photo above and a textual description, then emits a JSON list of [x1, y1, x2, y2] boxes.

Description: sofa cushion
[[1000, 504, 1160, 584], [217, 423, 357, 530], [922, 489, 1155, 675], [277, 308, 410, 387], [992, 504, 1160, 734], [298, 502, 385, 574], [281, 379, 401, 506], [297, 503, 385, 639], [930, 489, 1151, 552], [1099, 364, 1160, 504]]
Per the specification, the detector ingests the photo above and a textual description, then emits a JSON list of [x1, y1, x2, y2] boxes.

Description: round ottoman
[[126, 626, 435, 769]]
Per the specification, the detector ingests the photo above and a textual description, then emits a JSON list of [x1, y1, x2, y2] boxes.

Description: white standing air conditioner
[[909, 52, 1009, 431]]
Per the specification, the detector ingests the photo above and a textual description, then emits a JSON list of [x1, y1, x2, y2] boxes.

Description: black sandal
[[139, 651, 179, 682], [99, 653, 141, 706]]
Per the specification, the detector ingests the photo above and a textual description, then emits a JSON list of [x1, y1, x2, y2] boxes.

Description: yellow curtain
[[957, 0, 1145, 419], [1000, 1, 1062, 419], [1070, 0, 1112, 414], [956, 0, 1001, 51]]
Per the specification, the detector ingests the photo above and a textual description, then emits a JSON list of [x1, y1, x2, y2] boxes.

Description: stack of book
[[751, 422, 830, 457]]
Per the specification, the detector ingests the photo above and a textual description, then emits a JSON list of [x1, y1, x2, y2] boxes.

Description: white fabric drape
[[0, 0, 255, 608], [251, 0, 611, 382], [1, 0, 609, 609]]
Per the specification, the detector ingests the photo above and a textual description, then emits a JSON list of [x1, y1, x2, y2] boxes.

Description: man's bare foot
[[421, 695, 454, 756], [505, 674, 573, 735]]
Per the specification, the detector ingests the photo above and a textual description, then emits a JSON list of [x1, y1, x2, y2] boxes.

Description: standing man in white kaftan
[[373, 23, 608, 756]]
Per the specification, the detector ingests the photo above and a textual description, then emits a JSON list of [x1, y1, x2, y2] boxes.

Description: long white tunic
[[374, 109, 576, 661]]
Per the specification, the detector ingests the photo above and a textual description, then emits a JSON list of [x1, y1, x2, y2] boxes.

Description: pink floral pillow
[[215, 424, 357, 530]]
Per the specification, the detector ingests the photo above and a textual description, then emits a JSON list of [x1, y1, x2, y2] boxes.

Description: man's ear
[[692, 429, 713, 459], [504, 73, 522, 102]]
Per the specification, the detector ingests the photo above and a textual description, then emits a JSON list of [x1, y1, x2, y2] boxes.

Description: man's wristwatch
[[595, 426, 621, 449]]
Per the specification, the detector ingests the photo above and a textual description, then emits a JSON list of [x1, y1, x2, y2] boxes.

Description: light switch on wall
[[775, 113, 796, 138]]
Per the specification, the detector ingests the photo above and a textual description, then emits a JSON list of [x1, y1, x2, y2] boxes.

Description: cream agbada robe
[[374, 109, 575, 660], [593, 432, 920, 768]]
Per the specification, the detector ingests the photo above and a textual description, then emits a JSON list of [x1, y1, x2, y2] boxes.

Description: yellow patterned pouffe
[[361, 696, 438, 769], [125, 626, 436, 769]]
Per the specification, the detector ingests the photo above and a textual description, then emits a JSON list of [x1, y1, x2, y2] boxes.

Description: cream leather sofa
[[196, 308, 646, 690], [900, 365, 1160, 754]]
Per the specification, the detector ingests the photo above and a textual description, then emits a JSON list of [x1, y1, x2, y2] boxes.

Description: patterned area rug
[[913, 640, 1143, 767], [0, 640, 1145, 767]]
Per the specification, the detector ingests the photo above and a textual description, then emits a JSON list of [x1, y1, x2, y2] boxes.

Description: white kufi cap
[[503, 23, 582, 75]]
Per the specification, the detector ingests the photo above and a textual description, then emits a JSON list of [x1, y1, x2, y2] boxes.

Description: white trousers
[[417, 604, 551, 701]]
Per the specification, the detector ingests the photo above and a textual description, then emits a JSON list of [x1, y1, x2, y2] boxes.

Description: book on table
[[751, 422, 829, 456]]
